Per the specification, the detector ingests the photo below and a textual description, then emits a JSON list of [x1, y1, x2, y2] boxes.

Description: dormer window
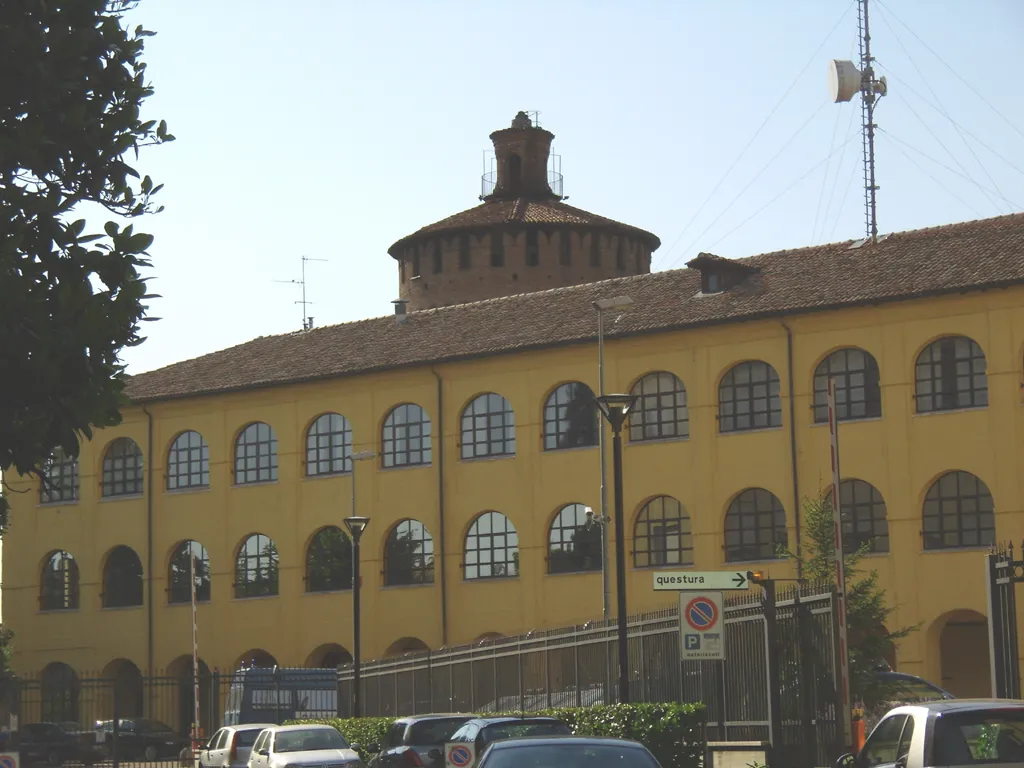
[[686, 252, 759, 295]]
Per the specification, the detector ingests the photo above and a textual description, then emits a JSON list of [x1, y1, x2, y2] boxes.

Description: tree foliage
[[0, 0, 173, 529], [787, 492, 917, 706]]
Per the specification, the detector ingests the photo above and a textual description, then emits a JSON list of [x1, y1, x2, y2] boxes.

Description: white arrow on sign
[[653, 570, 749, 591]]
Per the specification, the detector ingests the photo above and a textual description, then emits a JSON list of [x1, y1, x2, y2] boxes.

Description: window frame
[[460, 393, 516, 460], [167, 430, 210, 491], [633, 496, 693, 568], [547, 503, 601, 575], [724, 488, 788, 563], [837, 479, 889, 554], [305, 413, 353, 477], [812, 348, 883, 423], [168, 540, 211, 604], [922, 470, 995, 550], [543, 382, 598, 451], [40, 550, 79, 611], [464, 511, 519, 580], [382, 403, 433, 469], [234, 534, 280, 598], [102, 545, 144, 608], [914, 335, 988, 413], [629, 372, 689, 442], [40, 448, 79, 504], [305, 526, 353, 593], [384, 519, 435, 586], [101, 437, 145, 498], [718, 361, 783, 434]]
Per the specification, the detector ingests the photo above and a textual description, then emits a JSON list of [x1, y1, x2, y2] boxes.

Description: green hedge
[[293, 702, 705, 768]]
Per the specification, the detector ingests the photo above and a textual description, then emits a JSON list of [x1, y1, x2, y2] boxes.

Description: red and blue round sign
[[685, 596, 719, 630], [449, 746, 473, 768], [0, 754, 18, 768]]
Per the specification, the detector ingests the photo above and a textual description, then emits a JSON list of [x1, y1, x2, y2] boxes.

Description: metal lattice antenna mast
[[274, 255, 327, 330], [829, 0, 887, 242]]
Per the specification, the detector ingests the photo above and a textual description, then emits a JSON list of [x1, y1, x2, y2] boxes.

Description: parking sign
[[679, 591, 725, 660]]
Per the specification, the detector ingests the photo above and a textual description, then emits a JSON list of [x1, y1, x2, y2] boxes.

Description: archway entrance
[[384, 637, 429, 658], [937, 609, 991, 697], [306, 644, 352, 668], [101, 659, 144, 717], [167, 656, 213, 737]]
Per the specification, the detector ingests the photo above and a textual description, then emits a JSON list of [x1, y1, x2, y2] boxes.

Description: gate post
[[986, 548, 1022, 699], [112, 680, 121, 768], [762, 579, 783, 768]]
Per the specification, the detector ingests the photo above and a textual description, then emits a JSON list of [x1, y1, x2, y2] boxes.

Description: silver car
[[200, 724, 275, 768], [247, 724, 362, 768]]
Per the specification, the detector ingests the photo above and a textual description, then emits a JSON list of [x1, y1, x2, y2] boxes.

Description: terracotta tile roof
[[387, 198, 662, 256], [127, 213, 1024, 403]]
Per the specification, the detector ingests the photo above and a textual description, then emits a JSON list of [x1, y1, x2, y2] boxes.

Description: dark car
[[95, 718, 191, 761], [447, 718, 573, 768], [477, 736, 662, 768], [17, 722, 104, 766], [367, 715, 474, 768]]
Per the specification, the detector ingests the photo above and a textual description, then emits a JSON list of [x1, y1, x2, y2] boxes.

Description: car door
[[206, 729, 229, 768], [248, 731, 270, 768], [378, 722, 408, 768], [858, 714, 912, 768]]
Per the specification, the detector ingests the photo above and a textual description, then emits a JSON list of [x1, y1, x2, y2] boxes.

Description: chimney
[[392, 298, 409, 325]]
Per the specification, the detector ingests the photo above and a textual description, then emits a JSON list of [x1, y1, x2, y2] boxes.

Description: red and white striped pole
[[827, 378, 853, 751], [191, 552, 201, 756]]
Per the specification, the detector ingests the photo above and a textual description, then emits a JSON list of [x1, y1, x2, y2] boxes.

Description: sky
[[118, 0, 1024, 374]]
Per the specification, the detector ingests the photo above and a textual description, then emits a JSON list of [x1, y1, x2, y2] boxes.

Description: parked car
[[200, 724, 275, 768], [246, 724, 362, 768], [476, 736, 662, 768], [862, 671, 955, 731], [366, 715, 473, 768], [837, 699, 1024, 768], [94, 718, 191, 761], [446, 717, 572, 768], [17, 722, 104, 766]]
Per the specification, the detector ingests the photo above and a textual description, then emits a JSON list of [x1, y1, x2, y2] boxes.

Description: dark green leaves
[[0, 0, 171, 495]]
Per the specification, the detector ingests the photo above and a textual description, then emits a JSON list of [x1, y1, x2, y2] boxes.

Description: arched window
[[837, 480, 889, 554], [634, 496, 693, 568], [915, 336, 988, 413], [40, 447, 79, 503], [460, 393, 515, 459], [235, 534, 279, 598], [382, 404, 432, 468], [465, 511, 519, 580], [629, 372, 689, 441], [168, 541, 211, 604], [384, 519, 435, 586], [543, 383, 598, 450], [102, 545, 144, 608], [923, 471, 995, 550], [40, 551, 79, 611], [813, 348, 882, 423], [725, 489, 787, 562], [719, 361, 783, 433], [167, 431, 210, 490], [234, 422, 278, 484], [41, 663, 80, 722], [306, 413, 353, 476], [306, 526, 353, 593], [101, 437, 144, 497], [548, 503, 601, 574]]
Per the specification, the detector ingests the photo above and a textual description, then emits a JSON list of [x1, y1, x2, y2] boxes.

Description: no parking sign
[[0, 753, 20, 768], [679, 591, 725, 660], [446, 743, 475, 768]]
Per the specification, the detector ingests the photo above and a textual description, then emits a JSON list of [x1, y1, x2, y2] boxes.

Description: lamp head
[[595, 393, 638, 432], [592, 295, 634, 311], [344, 516, 370, 540]]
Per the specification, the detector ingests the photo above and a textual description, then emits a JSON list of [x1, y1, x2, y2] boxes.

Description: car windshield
[[883, 679, 945, 703], [235, 730, 262, 748], [934, 710, 1024, 765], [482, 743, 659, 768], [409, 719, 470, 745], [275, 729, 349, 753], [139, 720, 174, 734], [481, 722, 572, 746]]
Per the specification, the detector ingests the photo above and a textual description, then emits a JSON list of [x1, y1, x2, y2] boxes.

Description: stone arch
[[166, 655, 213, 737], [235, 649, 278, 670], [101, 658, 144, 717], [305, 643, 352, 668], [40, 662, 79, 722], [927, 609, 991, 698], [474, 633, 505, 645], [384, 637, 429, 658]]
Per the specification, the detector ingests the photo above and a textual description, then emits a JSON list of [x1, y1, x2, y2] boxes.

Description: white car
[[248, 724, 363, 768], [200, 724, 275, 768]]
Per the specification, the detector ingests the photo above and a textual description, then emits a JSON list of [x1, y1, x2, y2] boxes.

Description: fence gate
[[986, 544, 1023, 699]]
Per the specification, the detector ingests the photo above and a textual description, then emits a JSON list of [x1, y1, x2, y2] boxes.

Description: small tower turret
[[484, 111, 559, 202]]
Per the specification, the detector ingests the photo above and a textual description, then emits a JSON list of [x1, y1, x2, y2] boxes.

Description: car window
[[208, 730, 225, 750], [934, 709, 1024, 764], [450, 726, 471, 742], [860, 715, 907, 767], [896, 716, 914, 763], [274, 728, 349, 753], [235, 730, 262, 749], [408, 719, 471, 746], [480, 722, 571, 748], [385, 723, 406, 748], [252, 732, 268, 753], [481, 743, 660, 768]]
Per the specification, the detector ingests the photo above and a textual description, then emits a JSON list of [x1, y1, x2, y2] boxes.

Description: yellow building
[[4, 113, 1024, 704]]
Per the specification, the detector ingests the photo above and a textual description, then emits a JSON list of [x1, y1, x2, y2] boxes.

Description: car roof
[[892, 699, 1024, 714], [487, 736, 646, 748], [397, 714, 475, 724], [229, 723, 276, 731], [469, 717, 564, 726], [261, 724, 340, 733]]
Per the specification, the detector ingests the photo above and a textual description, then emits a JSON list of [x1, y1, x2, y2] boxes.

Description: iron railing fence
[[987, 542, 1023, 699]]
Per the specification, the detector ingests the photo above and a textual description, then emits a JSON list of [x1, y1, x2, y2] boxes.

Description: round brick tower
[[388, 112, 661, 311]]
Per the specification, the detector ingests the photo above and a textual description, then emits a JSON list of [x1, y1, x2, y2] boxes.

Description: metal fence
[[337, 584, 842, 767], [987, 542, 1023, 699]]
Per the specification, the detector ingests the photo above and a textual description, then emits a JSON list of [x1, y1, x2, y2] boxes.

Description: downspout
[[780, 322, 803, 579], [142, 406, 155, 677], [431, 369, 449, 646]]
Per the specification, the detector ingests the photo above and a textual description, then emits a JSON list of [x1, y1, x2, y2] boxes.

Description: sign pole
[[828, 378, 853, 752], [190, 552, 201, 755]]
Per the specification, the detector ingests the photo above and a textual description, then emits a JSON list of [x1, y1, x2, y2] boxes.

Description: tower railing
[[479, 170, 564, 200]]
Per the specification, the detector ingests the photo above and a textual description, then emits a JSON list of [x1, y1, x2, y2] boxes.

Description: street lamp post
[[592, 296, 634, 621], [595, 392, 638, 704], [344, 449, 375, 718]]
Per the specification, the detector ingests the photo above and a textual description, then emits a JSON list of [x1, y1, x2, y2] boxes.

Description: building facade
[[4, 115, 1024, 707]]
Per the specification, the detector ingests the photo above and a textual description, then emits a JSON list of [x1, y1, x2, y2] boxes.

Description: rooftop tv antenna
[[275, 255, 326, 330], [828, 0, 887, 241]]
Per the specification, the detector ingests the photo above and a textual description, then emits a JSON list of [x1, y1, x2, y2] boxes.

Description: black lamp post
[[343, 515, 370, 717], [594, 392, 638, 704]]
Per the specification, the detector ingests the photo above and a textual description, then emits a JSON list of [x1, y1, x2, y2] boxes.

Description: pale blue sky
[[121, 0, 1024, 374]]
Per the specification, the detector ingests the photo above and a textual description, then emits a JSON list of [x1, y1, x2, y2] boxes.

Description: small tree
[[0, 0, 173, 526], [787, 492, 917, 707]]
